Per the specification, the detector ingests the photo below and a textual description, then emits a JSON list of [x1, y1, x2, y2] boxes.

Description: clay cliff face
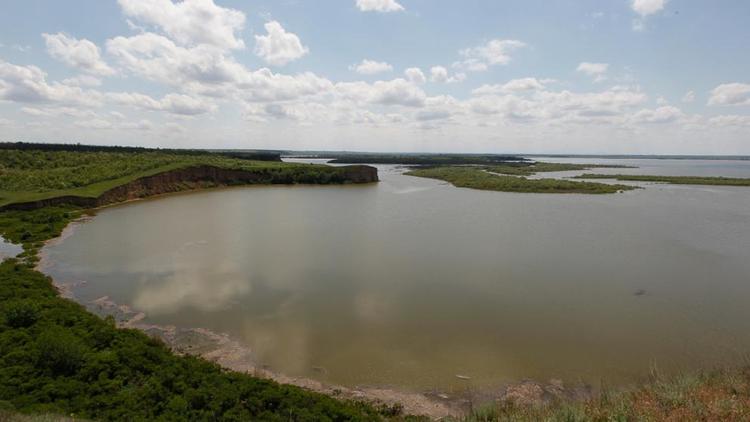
[[1, 165, 378, 211]]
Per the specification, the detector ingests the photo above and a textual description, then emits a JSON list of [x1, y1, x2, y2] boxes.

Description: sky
[[0, 0, 749, 154]]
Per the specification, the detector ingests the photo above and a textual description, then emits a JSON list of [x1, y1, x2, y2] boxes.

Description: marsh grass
[[575, 174, 750, 186], [406, 167, 636, 194]]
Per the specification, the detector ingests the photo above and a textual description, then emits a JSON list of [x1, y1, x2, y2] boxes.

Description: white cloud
[[467, 86, 648, 124], [631, 106, 682, 124], [355, 0, 404, 13], [121, 119, 154, 130], [107, 32, 244, 86], [350, 59, 393, 75], [404, 67, 426, 84], [708, 115, 750, 127], [631, 0, 668, 17], [75, 118, 114, 129], [21, 106, 99, 118], [254, 21, 309, 67], [336, 78, 426, 107], [708, 83, 750, 106], [455, 39, 526, 72], [0, 59, 101, 106], [682, 91, 695, 103], [62, 75, 103, 87], [429, 66, 465, 84], [108, 92, 216, 115], [576, 62, 609, 82], [472, 78, 550, 96], [43, 33, 114, 76], [117, 0, 246, 50]]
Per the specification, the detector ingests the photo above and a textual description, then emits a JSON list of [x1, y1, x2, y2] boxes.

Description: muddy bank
[[1, 164, 378, 211]]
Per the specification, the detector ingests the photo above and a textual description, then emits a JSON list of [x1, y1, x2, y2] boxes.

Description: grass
[[454, 369, 750, 421], [406, 166, 636, 194], [0, 149, 370, 207], [485, 162, 633, 176], [575, 173, 750, 186]]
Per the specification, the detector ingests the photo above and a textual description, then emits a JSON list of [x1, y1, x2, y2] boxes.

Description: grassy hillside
[[0, 149, 368, 207], [575, 173, 750, 186], [406, 166, 636, 194]]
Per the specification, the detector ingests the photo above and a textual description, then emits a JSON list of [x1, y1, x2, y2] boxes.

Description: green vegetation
[[326, 153, 527, 165], [0, 147, 372, 207], [486, 162, 632, 176], [455, 369, 750, 421], [576, 173, 750, 186], [406, 167, 636, 194]]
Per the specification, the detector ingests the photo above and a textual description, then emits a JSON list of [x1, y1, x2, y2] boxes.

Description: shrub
[[36, 328, 86, 376], [4, 300, 40, 328]]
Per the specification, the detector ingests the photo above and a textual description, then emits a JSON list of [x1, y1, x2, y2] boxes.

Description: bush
[[4, 300, 40, 328], [36, 328, 86, 376]]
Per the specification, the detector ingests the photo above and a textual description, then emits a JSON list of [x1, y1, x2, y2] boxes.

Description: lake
[[41, 158, 750, 392]]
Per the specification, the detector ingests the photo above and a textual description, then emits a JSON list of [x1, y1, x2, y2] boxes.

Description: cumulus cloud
[[254, 21, 309, 66], [350, 59, 393, 75], [62, 75, 103, 87], [631, 0, 668, 17], [576, 62, 609, 82], [117, 0, 246, 50], [429, 66, 465, 83], [708, 83, 750, 106], [708, 115, 750, 127], [472, 78, 550, 96], [456, 39, 526, 72], [467, 86, 648, 124], [631, 0, 667, 31], [682, 91, 695, 103], [108, 92, 216, 115], [335, 78, 426, 107], [355, 0, 404, 13], [43, 33, 114, 76], [404, 67, 426, 84], [0, 59, 101, 106], [107, 32, 244, 86], [631, 106, 682, 124], [75, 118, 114, 129]]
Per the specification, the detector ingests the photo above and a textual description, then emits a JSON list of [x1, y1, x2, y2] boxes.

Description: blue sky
[[1, 0, 749, 154]]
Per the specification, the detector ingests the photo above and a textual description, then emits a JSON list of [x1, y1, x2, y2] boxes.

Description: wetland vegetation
[[575, 173, 750, 186], [406, 166, 636, 194]]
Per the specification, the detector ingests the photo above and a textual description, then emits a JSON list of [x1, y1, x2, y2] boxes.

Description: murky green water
[[42, 159, 750, 391]]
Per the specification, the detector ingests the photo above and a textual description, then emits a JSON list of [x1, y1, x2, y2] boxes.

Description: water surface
[[43, 158, 750, 391]]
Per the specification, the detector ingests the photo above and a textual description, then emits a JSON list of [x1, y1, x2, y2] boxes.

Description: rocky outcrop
[[1, 164, 378, 211]]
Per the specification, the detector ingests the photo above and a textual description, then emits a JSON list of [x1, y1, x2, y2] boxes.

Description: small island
[[575, 173, 750, 186], [406, 165, 636, 194]]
